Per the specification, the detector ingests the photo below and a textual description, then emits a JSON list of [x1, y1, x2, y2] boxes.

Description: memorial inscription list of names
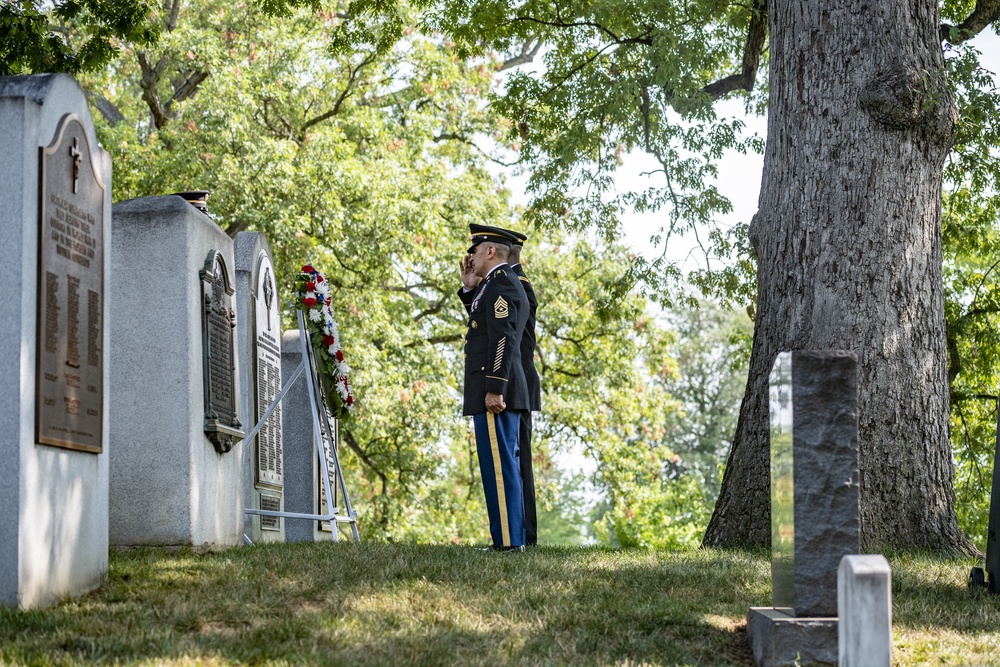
[[36, 114, 104, 453], [202, 250, 244, 454], [255, 259, 283, 489]]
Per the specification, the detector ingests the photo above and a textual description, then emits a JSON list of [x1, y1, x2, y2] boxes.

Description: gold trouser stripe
[[487, 413, 510, 546]]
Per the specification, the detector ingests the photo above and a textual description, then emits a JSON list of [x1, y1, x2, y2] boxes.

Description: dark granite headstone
[[749, 349, 860, 666], [979, 405, 1000, 591], [281, 329, 327, 542], [770, 350, 860, 617]]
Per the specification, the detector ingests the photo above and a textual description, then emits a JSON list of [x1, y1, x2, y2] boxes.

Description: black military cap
[[468, 223, 519, 253], [508, 229, 528, 246]]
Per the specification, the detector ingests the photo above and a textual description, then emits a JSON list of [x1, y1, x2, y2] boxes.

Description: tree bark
[[704, 0, 972, 552]]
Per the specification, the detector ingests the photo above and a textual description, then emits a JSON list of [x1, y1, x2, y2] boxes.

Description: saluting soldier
[[507, 231, 542, 547], [459, 223, 530, 551]]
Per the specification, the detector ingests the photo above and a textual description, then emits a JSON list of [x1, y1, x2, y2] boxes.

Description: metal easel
[[241, 310, 360, 543]]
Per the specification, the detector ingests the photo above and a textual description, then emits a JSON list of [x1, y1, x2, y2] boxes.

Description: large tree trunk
[[704, 0, 971, 551]]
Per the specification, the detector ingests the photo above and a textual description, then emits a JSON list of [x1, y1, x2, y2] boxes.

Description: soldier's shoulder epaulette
[[495, 269, 507, 277], [519, 276, 530, 283]]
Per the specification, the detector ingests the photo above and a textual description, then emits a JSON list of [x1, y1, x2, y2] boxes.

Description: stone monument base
[[747, 607, 837, 667]]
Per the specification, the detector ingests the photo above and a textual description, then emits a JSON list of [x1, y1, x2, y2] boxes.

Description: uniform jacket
[[511, 263, 542, 411], [459, 264, 530, 415]]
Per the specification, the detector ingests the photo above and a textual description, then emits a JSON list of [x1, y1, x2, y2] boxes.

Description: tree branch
[[940, 0, 1000, 44], [136, 4, 210, 129], [947, 331, 961, 384], [86, 92, 125, 125], [168, 70, 209, 108], [503, 15, 632, 45], [701, 0, 767, 100], [299, 52, 378, 138], [499, 38, 543, 71], [164, 0, 182, 31], [951, 392, 1000, 403], [343, 428, 389, 491], [137, 51, 170, 129]]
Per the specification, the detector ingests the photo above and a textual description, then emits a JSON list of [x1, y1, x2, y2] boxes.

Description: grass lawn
[[0, 543, 997, 666]]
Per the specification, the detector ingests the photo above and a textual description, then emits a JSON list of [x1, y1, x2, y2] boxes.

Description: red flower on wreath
[[303, 296, 317, 307]]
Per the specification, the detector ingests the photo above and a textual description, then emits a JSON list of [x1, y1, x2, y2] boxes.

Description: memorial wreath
[[294, 263, 355, 419]]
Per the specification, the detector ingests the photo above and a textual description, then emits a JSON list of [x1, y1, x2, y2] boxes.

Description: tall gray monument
[[0, 74, 111, 608], [235, 232, 285, 543], [748, 350, 861, 667], [109, 195, 245, 548], [281, 329, 339, 542]]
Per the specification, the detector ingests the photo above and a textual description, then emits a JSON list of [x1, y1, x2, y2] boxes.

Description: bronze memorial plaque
[[254, 254, 283, 489], [201, 250, 244, 454], [36, 114, 105, 453]]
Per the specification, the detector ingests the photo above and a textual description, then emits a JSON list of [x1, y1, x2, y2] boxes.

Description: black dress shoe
[[491, 545, 525, 552]]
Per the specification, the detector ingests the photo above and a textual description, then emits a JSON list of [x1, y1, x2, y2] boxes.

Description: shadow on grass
[[0, 543, 768, 666]]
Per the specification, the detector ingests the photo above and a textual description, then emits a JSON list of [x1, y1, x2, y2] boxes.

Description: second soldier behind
[[507, 231, 541, 547]]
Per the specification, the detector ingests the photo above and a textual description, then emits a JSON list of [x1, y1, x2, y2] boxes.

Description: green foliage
[[587, 300, 751, 549], [535, 469, 593, 546], [939, 0, 977, 25], [661, 300, 752, 503], [0, 0, 156, 75], [941, 41, 1000, 552], [324, 0, 765, 311], [517, 232, 722, 549], [80, 0, 696, 547], [593, 469, 709, 550]]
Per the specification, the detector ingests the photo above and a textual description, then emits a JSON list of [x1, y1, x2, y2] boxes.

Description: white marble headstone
[[235, 232, 284, 544]]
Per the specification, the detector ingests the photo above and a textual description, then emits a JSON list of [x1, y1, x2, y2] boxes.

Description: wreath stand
[[241, 310, 360, 543]]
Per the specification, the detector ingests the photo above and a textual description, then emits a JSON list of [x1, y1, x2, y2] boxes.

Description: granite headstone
[[281, 329, 338, 542], [109, 195, 244, 548], [0, 74, 111, 608], [235, 231, 284, 543], [748, 350, 860, 667]]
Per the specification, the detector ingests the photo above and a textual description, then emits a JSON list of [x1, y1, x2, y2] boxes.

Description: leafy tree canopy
[[8, 0, 1000, 547], [69, 0, 707, 544], [0, 0, 157, 75]]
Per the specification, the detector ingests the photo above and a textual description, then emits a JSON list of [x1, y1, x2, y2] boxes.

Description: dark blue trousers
[[473, 410, 525, 548], [519, 411, 537, 546]]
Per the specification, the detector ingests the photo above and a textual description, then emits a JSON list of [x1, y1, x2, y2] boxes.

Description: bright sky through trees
[[606, 28, 1000, 268]]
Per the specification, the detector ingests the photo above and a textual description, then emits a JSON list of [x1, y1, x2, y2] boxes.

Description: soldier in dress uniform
[[458, 223, 530, 551], [507, 231, 542, 547]]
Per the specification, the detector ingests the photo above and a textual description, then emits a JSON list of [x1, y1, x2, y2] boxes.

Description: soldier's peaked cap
[[468, 223, 519, 253], [507, 228, 528, 246]]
